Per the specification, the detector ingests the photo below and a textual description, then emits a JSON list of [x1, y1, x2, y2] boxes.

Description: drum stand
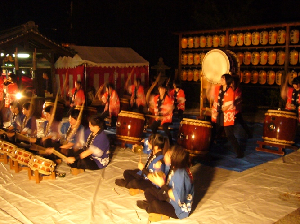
[[0, 152, 9, 164], [9, 159, 30, 173], [256, 141, 298, 155], [28, 169, 56, 184]]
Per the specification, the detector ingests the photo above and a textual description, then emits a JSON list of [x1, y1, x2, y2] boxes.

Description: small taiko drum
[[237, 33, 244, 46], [289, 49, 299, 65], [260, 31, 269, 45], [116, 111, 145, 144], [202, 49, 239, 84], [263, 110, 297, 146], [290, 29, 299, 44], [277, 29, 286, 44], [219, 34, 226, 47], [28, 155, 56, 175], [260, 51, 268, 65], [206, 35, 213, 47], [200, 36, 206, 47], [181, 37, 188, 48], [229, 34, 237, 46], [251, 70, 259, 84], [193, 36, 200, 48], [276, 71, 283, 85], [276, 51, 285, 65], [268, 50, 276, 65], [267, 70, 275, 85], [11, 148, 33, 166], [269, 30, 277, 45], [252, 31, 260, 45], [177, 118, 213, 156]]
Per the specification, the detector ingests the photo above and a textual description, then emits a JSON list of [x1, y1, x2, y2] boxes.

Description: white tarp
[[54, 46, 149, 69]]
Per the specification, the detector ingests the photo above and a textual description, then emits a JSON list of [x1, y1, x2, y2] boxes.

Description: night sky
[[1, 0, 300, 75]]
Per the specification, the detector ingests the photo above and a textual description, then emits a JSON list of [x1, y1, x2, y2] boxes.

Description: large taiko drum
[[28, 155, 56, 175], [116, 111, 145, 144], [177, 118, 212, 156], [202, 49, 239, 84], [263, 110, 297, 146]]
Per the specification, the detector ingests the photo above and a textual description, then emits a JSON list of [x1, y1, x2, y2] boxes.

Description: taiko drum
[[116, 111, 145, 144], [263, 110, 297, 146], [177, 118, 212, 156]]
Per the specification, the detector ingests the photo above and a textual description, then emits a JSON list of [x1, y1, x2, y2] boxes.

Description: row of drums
[[181, 49, 300, 66], [0, 141, 56, 175], [181, 29, 300, 48]]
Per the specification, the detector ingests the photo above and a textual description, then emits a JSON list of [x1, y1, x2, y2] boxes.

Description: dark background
[[2, 0, 300, 73]]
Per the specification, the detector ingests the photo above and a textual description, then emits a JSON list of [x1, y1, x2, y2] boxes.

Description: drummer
[[7, 102, 24, 132], [98, 83, 120, 127], [168, 80, 185, 122], [281, 76, 300, 121], [20, 102, 36, 136], [211, 74, 243, 158], [150, 83, 174, 145], [69, 81, 85, 108], [125, 73, 146, 114]]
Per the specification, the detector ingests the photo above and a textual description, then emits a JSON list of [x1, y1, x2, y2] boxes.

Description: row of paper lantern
[[181, 49, 300, 66], [180, 69, 203, 82], [181, 29, 300, 48]]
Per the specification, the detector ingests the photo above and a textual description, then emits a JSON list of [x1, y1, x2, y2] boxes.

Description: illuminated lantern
[[219, 34, 226, 47], [187, 69, 193, 81], [200, 36, 206, 47], [243, 51, 251, 65], [244, 32, 252, 46], [181, 37, 188, 48], [251, 51, 260, 65], [268, 50, 276, 65], [187, 53, 194, 65], [242, 70, 251, 83], [237, 33, 244, 46], [181, 70, 187, 81], [288, 71, 298, 85], [260, 31, 269, 45], [289, 49, 299, 65], [188, 37, 194, 48], [276, 51, 285, 65], [229, 34, 237, 46], [260, 51, 268, 65], [290, 29, 299, 44], [193, 53, 200, 65], [194, 36, 200, 48], [206, 35, 212, 47], [276, 71, 283, 85], [252, 31, 260, 45], [236, 52, 244, 65], [251, 70, 259, 84], [181, 54, 188, 65], [267, 70, 275, 85], [269, 30, 277, 45], [259, 70, 267, 84], [200, 52, 206, 64], [277, 29, 286, 44], [213, 35, 220, 47], [193, 69, 199, 82]]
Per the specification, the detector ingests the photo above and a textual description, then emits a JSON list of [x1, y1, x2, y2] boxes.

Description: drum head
[[202, 49, 230, 84]]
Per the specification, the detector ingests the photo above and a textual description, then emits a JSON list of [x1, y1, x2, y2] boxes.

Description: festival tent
[[54, 46, 149, 99]]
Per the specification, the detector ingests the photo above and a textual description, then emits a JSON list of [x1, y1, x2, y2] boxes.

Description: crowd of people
[[0, 70, 298, 222]]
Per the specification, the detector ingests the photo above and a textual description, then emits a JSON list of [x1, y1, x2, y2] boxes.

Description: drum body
[[263, 110, 297, 145], [1, 141, 16, 158], [11, 148, 32, 165], [28, 155, 56, 175], [116, 111, 145, 144], [177, 118, 212, 156], [202, 49, 239, 84]]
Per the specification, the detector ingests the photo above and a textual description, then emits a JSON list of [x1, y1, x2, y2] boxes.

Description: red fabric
[[234, 87, 242, 114], [285, 87, 300, 121], [0, 77, 4, 101], [169, 88, 186, 111], [5, 83, 18, 107], [152, 94, 173, 125], [102, 90, 120, 117], [128, 85, 146, 106], [211, 85, 235, 126], [71, 88, 85, 106]]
